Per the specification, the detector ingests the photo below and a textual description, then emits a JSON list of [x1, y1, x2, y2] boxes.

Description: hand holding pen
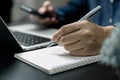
[[49, 5, 113, 56], [47, 6, 102, 47]]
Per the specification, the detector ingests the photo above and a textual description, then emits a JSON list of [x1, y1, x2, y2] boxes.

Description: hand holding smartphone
[[20, 5, 53, 18], [20, 4, 64, 22]]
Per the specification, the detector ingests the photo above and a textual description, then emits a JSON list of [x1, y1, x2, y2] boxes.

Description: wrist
[[102, 25, 115, 37]]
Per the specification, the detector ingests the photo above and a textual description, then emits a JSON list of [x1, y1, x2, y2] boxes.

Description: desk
[[0, 23, 118, 80], [0, 57, 119, 80]]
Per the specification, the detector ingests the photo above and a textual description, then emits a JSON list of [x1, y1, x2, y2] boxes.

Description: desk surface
[[0, 57, 119, 80], [1, 23, 118, 80]]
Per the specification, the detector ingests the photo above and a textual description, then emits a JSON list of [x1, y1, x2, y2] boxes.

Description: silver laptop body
[[0, 17, 53, 53]]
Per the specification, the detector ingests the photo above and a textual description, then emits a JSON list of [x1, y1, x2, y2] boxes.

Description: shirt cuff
[[113, 23, 120, 28], [100, 25, 120, 67]]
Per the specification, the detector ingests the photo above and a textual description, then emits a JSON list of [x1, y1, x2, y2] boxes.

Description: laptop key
[[12, 31, 50, 46]]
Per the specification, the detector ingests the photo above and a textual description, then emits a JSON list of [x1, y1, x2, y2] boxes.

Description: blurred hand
[[31, 1, 58, 25], [52, 20, 114, 56]]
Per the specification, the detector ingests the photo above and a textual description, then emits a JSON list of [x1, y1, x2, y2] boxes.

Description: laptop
[[0, 17, 56, 54]]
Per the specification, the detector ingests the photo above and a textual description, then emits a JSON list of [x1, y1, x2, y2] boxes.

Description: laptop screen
[[0, 17, 23, 54]]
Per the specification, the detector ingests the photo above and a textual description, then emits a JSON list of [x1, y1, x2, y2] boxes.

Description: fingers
[[63, 40, 86, 52], [43, 1, 53, 12], [43, 1, 52, 8], [51, 20, 103, 56], [38, 1, 53, 14], [38, 7, 46, 14], [62, 37, 99, 56], [52, 21, 94, 44], [51, 20, 92, 42], [57, 30, 81, 45], [52, 22, 82, 42], [70, 48, 99, 56], [57, 29, 89, 45], [69, 39, 100, 56], [36, 1, 58, 25]]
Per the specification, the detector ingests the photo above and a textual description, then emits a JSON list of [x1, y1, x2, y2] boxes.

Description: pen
[[47, 5, 102, 47]]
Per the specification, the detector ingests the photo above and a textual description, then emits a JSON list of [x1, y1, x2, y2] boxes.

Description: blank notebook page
[[14, 46, 102, 75]]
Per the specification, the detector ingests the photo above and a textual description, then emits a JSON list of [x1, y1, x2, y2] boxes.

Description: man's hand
[[31, 1, 58, 25], [51, 20, 114, 56]]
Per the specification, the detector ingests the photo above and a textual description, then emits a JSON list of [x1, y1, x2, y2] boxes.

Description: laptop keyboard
[[12, 31, 50, 46]]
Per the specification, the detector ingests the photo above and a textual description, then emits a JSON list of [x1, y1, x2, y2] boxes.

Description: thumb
[[38, 1, 53, 14], [43, 1, 53, 9], [43, 1, 54, 12]]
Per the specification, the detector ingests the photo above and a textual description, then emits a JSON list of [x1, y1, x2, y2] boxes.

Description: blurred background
[[11, 0, 67, 24], [0, 0, 67, 24]]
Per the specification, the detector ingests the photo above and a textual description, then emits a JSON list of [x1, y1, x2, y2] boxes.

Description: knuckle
[[43, 1, 51, 6], [69, 50, 82, 56], [59, 36, 66, 44], [80, 20, 93, 27], [81, 20, 89, 24], [64, 45, 71, 51], [60, 26, 68, 33], [87, 40, 95, 46], [82, 30, 93, 37]]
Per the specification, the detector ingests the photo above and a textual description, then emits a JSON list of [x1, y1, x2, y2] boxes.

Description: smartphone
[[20, 5, 53, 18]]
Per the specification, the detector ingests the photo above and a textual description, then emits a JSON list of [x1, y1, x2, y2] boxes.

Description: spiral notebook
[[14, 46, 102, 75]]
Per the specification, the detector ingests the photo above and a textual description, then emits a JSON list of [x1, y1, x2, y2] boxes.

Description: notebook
[[0, 17, 57, 53], [14, 46, 102, 75]]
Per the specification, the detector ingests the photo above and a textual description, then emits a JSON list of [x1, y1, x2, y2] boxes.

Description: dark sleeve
[[54, 0, 89, 28], [100, 23, 120, 67]]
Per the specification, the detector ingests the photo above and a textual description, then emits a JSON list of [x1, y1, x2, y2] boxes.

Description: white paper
[[15, 46, 101, 74]]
